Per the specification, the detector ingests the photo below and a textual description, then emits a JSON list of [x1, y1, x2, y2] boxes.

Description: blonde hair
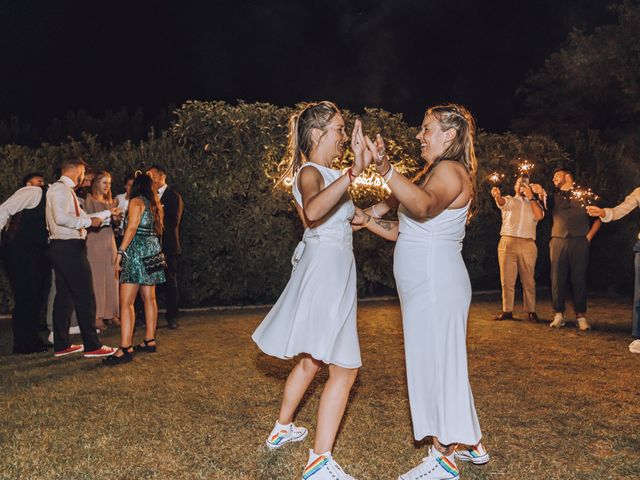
[[416, 104, 478, 196], [89, 170, 113, 204], [276, 101, 340, 187]]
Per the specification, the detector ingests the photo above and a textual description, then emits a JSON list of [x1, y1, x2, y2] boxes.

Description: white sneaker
[[266, 421, 308, 449], [454, 442, 490, 465], [629, 339, 640, 353], [550, 312, 565, 328], [576, 317, 591, 331], [302, 452, 355, 480], [398, 447, 459, 480]]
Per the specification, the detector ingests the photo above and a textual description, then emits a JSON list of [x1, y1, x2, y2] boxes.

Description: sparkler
[[488, 172, 505, 185], [570, 185, 600, 207], [518, 160, 535, 176]]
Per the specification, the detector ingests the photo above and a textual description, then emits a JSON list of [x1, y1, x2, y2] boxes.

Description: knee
[[331, 366, 359, 386], [300, 357, 322, 376]]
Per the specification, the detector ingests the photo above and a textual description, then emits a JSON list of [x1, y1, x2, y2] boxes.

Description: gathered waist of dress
[[302, 226, 352, 247], [398, 230, 464, 244]]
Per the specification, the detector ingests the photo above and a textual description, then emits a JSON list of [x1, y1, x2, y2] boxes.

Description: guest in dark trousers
[[45, 158, 116, 358], [147, 165, 184, 329], [0, 173, 50, 353], [532, 166, 601, 331]]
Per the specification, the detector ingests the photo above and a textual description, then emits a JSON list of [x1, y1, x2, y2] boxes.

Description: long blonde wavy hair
[[415, 103, 478, 203], [275, 101, 340, 188]]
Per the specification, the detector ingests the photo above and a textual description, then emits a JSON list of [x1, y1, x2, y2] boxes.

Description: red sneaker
[[84, 346, 117, 358], [54, 344, 85, 357]]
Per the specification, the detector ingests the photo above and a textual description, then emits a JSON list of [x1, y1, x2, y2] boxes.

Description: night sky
[[0, 0, 617, 133]]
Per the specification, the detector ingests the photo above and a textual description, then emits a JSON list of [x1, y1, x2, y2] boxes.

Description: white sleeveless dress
[[251, 163, 361, 369], [394, 203, 482, 446]]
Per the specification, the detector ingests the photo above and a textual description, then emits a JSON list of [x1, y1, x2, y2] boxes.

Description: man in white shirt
[[0, 172, 50, 353], [587, 187, 640, 353], [46, 158, 115, 358], [491, 177, 545, 322]]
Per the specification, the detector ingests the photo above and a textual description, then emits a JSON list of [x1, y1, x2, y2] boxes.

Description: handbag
[[142, 251, 167, 274]]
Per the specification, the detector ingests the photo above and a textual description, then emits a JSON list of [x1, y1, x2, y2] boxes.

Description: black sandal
[[102, 346, 134, 366], [133, 338, 157, 353]]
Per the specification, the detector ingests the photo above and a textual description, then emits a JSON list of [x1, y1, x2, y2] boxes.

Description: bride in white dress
[[355, 104, 487, 480], [252, 101, 371, 480]]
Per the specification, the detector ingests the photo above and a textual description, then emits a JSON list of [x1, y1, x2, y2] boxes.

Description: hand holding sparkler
[[586, 205, 606, 218]]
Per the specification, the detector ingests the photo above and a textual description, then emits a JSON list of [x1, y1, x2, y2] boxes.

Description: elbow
[[303, 207, 322, 223]]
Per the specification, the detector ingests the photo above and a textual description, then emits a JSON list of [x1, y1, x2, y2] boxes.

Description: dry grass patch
[[1, 295, 639, 479]]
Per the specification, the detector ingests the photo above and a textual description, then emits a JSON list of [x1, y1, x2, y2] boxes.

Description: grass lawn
[[1, 295, 639, 480]]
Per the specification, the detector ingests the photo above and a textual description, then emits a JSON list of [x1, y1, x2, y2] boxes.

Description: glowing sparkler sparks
[[518, 161, 535, 176], [488, 172, 505, 184], [570, 185, 600, 207]]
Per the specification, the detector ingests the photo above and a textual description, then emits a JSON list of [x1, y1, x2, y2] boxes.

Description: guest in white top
[[491, 177, 545, 322], [587, 187, 640, 352], [46, 157, 116, 359]]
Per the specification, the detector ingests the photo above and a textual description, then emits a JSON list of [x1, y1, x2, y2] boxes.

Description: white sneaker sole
[[455, 452, 490, 465], [83, 351, 116, 358], [550, 321, 565, 328], [54, 347, 85, 357], [265, 429, 308, 450]]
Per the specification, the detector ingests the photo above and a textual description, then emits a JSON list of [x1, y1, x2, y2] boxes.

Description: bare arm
[[491, 187, 506, 207], [586, 218, 601, 243], [520, 184, 544, 220], [364, 194, 400, 219], [115, 198, 144, 270], [298, 167, 352, 223], [367, 217, 399, 241]]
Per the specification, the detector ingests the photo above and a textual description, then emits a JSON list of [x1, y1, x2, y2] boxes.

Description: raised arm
[[351, 208, 399, 241], [587, 187, 640, 222], [365, 136, 468, 221], [300, 119, 371, 223], [0, 187, 42, 231]]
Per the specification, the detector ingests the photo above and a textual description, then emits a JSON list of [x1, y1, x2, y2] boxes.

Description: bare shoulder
[[129, 197, 145, 208], [296, 164, 325, 191]]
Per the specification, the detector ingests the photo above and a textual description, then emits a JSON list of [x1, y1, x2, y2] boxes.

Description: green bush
[[0, 101, 635, 313]]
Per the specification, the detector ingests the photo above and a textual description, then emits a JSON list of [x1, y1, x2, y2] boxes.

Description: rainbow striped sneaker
[[454, 442, 490, 465], [398, 447, 459, 480], [265, 421, 308, 450], [302, 452, 355, 480]]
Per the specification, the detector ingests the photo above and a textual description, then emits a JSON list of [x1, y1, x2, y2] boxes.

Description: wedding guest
[[114, 172, 135, 244], [85, 171, 120, 330], [104, 172, 166, 365], [252, 102, 370, 479], [587, 187, 640, 352], [147, 165, 183, 329], [46, 157, 116, 358], [491, 177, 544, 322], [0, 172, 50, 353], [359, 104, 488, 479], [531, 167, 601, 330]]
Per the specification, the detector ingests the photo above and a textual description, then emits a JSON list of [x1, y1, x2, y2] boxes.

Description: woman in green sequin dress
[[105, 173, 165, 365]]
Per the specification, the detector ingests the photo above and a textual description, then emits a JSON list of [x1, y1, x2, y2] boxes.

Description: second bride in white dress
[[252, 101, 371, 480]]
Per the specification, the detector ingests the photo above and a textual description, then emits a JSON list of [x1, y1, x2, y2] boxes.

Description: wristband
[[383, 166, 395, 183], [371, 204, 381, 219]]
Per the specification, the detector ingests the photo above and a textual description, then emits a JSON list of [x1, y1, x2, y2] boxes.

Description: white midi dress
[[394, 203, 482, 446], [251, 163, 361, 369]]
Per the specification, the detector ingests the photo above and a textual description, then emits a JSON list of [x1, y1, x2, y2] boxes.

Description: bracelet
[[117, 249, 127, 258], [371, 204, 381, 219], [363, 214, 373, 228], [346, 168, 356, 183], [383, 166, 395, 183], [379, 163, 392, 178]]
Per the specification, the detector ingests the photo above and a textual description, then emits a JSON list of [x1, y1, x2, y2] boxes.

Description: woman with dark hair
[[356, 104, 487, 480], [103, 172, 165, 366], [252, 101, 371, 479], [85, 170, 120, 330]]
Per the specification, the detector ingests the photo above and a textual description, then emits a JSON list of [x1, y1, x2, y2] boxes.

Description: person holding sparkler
[[530, 167, 601, 330], [587, 187, 640, 353], [491, 174, 544, 322]]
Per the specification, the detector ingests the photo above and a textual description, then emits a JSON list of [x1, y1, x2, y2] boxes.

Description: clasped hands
[[349, 119, 392, 179]]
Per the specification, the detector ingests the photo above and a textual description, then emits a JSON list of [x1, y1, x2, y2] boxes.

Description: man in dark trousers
[[532, 166, 601, 331], [148, 165, 184, 329], [46, 158, 116, 358], [0, 172, 50, 353]]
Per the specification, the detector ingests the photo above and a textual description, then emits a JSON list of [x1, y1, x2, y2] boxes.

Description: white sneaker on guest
[[302, 451, 355, 480], [629, 339, 640, 353], [454, 442, 490, 465], [577, 316, 591, 331], [398, 447, 459, 480], [550, 312, 565, 328], [265, 421, 308, 449]]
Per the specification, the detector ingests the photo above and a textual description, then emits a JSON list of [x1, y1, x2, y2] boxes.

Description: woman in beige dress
[[85, 171, 120, 330]]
